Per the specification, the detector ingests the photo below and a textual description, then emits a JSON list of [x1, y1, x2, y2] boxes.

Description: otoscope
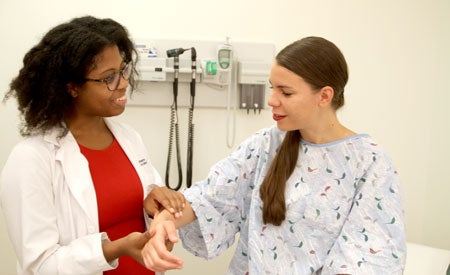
[[165, 48, 187, 191], [165, 47, 197, 190]]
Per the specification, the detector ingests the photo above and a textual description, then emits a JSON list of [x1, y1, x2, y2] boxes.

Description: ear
[[318, 86, 334, 107], [66, 83, 79, 98]]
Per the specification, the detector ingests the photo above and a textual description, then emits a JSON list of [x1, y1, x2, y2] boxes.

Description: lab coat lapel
[[105, 119, 151, 197], [51, 131, 99, 228]]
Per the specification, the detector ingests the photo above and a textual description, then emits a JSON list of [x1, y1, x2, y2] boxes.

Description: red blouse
[[79, 138, 155, 275]]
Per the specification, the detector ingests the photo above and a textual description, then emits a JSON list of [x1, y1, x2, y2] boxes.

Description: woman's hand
[[144, 186, 185, 218], [141, 213, 183, 272], [123, 231, 154, 266], [102, 230, 154, 265]]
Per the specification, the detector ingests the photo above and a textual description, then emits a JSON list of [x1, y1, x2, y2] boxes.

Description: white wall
[[1, 0, 449, 274]]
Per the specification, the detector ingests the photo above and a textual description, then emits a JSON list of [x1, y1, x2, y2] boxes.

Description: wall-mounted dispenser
[[201, 41, 233, 86], [237, 61, 271, 114]]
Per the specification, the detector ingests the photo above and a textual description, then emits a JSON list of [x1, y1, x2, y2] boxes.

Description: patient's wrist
[[156, 209, 176, 222]]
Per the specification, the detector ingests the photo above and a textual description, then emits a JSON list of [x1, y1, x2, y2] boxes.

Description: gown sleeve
[[179, 130, 270, 259]]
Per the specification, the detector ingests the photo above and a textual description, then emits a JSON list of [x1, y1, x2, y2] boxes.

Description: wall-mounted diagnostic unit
[[131, 38, 275, 109], [131, 38, 275, 190]]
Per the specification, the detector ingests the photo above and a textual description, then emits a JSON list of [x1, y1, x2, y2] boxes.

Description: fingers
[[143, 195, 160, 217], [151, 187, 187, 217], [142, 243, 183, 272], [144, 229, 155, 240], [162, 220, 179, 244], [142, 238, 183, 271], [141, 221, 183, 272], [165, 188, 186, 214]]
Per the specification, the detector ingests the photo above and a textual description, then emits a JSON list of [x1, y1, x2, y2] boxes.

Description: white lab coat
[[0, 119, 162, 275]]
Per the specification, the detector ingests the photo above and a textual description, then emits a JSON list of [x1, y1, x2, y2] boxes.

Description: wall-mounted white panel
[[129, 39, 275, 108]]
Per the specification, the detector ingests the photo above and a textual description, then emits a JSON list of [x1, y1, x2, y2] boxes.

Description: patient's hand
[[142, 213, 183, 272]]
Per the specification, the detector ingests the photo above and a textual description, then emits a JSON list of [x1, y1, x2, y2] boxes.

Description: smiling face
[[69, 45, 128, 120], [268, 62, 323, 132]]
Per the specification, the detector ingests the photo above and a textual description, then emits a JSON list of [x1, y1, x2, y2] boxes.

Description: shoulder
[[242, 125, 285, 149], [226, 126, 285, 164], [257, 125, 285, 139], [8, 135, 54, 160], [1, 135, 56, 184], [350, 135, 394, 161], [342, 135, 399, 180]]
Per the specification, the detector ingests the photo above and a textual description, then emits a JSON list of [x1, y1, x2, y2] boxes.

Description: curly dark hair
[[3, 16, 138, 137]]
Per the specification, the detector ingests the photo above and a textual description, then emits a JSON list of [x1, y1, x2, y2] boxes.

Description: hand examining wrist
[[144, 186, 186, 218], [155, 200, 196, 230], [151, 209, 176, 232], [102, 231, 153, 265]]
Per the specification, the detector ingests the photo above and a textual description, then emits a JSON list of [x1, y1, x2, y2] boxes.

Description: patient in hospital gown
[[141, 36, 406, 275], [179, 126, 406, 274]]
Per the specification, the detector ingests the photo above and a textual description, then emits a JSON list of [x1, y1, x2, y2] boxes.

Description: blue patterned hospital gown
[[179, 126, 406, 274]]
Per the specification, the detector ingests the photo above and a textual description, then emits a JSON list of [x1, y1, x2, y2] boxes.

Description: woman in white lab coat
[[0, 16, 184, 275]]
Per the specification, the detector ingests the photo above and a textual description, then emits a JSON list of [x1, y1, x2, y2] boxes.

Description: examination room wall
[[0, 0, 449, 274]]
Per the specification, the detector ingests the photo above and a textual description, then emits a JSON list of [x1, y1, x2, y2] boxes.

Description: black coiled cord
[[165, 55, 183, 191], [186, 47, 196, 188]]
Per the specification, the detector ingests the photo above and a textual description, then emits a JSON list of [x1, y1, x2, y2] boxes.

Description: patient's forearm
[[158, 201, 196, 229]]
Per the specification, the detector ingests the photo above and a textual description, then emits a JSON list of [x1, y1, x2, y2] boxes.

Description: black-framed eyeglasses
[[84, 63, 132, 91]]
